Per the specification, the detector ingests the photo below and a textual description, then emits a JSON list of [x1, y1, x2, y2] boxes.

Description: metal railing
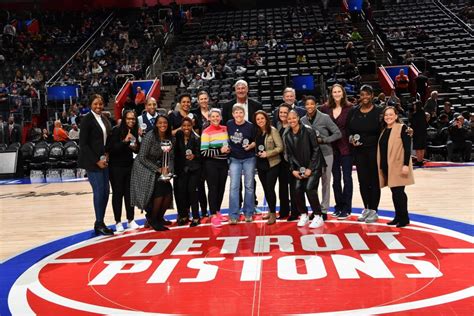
[[435, 0, 473, 35], [145, 21, 175, 79], [45, 12, 115, 88]]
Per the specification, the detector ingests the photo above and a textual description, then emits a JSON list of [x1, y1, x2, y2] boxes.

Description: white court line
[[438, 248, 474, 253]]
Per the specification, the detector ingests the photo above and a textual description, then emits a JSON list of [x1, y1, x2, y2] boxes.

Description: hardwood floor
[[1, 165, 472, 261]]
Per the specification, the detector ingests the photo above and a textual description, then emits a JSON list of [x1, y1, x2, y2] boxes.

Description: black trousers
[[390, 185, 409, 224], [257, 164, 280, 213], [354, 148, 380, 211], [109, 165, 134, 222], [197, 179, 208, 215], [293, 173, 322, 215], [175, 169, 200, 219], [205, 159, 228, 215], [277, 160, 292, 216]]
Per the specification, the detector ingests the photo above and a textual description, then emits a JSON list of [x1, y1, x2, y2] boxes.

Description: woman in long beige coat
[[377, 106, 414, 227]]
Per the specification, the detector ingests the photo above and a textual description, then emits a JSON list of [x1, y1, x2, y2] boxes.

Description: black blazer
[[221, 98, 262, 124], [4, 123, 22, 145], [78, 112, 112, 171]]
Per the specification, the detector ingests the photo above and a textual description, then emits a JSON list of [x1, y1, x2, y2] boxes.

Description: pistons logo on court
[[3, 213, 474, 315]]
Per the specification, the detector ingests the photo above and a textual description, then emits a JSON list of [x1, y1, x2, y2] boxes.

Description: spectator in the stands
[[53, 120, 69, 143], [60, 111, 70, 125], [345, 41, 358, 64], [188, 74, 203, 90], [350, 28, 363, 41], [447, 115, 471, 162], [387, 90, 401, 108], [68, 123, 80, 141], [424, 90, 439, 116], [4, 116, 21, 145], [403, 50, 415, 64], [409, 101, 427, 166], [201, 65, 215, 81], [27, 121, 42, 142], [440, 101, 455, 121], [366, 40, 376, 61], [395, 69, 409, 95], [135, 86, 146, 115], [375, 93, 386, 107], [434, 113, 450, 131], [41, 128, 52, 142]]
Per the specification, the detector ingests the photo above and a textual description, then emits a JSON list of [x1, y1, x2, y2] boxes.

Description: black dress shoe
[[177, 217, 189, 226], [322, 213, 328, 221], [150, 221, 170, 231], [309, 212, 315, 220], [94, 226, 114, 236], [161, 218, 172, 225], [287, 215, 299, 222], [387, 219, 399, 225], [190, 219, 201, 227], [396, 221, 409, 228], [201, 211, 209, 217]]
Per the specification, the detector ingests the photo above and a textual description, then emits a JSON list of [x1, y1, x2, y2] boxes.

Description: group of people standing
[[79, 80, 415, 236]]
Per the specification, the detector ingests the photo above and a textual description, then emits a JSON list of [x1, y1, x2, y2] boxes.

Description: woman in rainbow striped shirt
[[200, 108, 230, 227]]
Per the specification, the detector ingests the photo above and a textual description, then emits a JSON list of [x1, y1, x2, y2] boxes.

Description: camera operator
[[447, 115, 472, 162]]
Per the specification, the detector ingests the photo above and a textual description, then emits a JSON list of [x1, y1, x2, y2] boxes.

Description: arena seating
[[166, 4, 372, 112], [374, 0, 474, 113]]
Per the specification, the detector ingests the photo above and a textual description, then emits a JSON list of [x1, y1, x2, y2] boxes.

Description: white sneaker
[[297, 214, 309, 227], [357, 209, 370, 222], [128, 220, 140, 230], [115, 222, 124, 232], [309, 215, 324, 228], [365, 210, 379, 223]]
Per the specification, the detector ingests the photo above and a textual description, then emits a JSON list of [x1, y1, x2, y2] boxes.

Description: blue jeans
[[332, 154, 353, 213], [87, 168, 110, 226], [229, 156, 256, 219]]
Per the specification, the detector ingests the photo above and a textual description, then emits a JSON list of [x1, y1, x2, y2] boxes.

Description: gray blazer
[[301, 110, 342, 156], [130, 131, 175, 210]]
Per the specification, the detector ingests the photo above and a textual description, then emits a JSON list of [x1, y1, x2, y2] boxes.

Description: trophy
[[185, 149, 192, 157], [315, 130, 322, 143], [159, 140, 173, 181], [349, 134, 361, 146], [223, 140, 229, 148], [187, 113, 194, 120], [100, 155, 106, 162], [140, 123, 148, 134], [257, 144, 265, 154], [242, 138, 249, 148], [299, 167, 306, 177], [129, 135, 136, 146]]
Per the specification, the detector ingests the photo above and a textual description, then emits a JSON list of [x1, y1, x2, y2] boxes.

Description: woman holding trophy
[[107, 110, 140, 232], [174, 117, 202, 227], [284, 110, 326, 228], [254, 110, 284, 225], [130, 114, 174, 231], [200, 108, 229, 227], [347, 85, 384, 224]]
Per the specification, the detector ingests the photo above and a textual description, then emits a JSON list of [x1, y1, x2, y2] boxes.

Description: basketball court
[[1, 163, 473, 315]]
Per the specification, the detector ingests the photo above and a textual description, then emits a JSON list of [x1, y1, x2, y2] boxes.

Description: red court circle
[[12, 220, 474, 315]]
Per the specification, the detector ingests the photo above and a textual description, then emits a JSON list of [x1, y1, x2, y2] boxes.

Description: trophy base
[[158, 174, 174, 182]]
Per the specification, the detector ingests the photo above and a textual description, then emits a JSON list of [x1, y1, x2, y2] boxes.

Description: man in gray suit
[[301, 96, 342, 218]]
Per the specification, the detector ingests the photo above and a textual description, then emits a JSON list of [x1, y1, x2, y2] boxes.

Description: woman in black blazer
[[78, 94, 113, 235], [106, 110, 140, 232], [174, 117, 202, 227]]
